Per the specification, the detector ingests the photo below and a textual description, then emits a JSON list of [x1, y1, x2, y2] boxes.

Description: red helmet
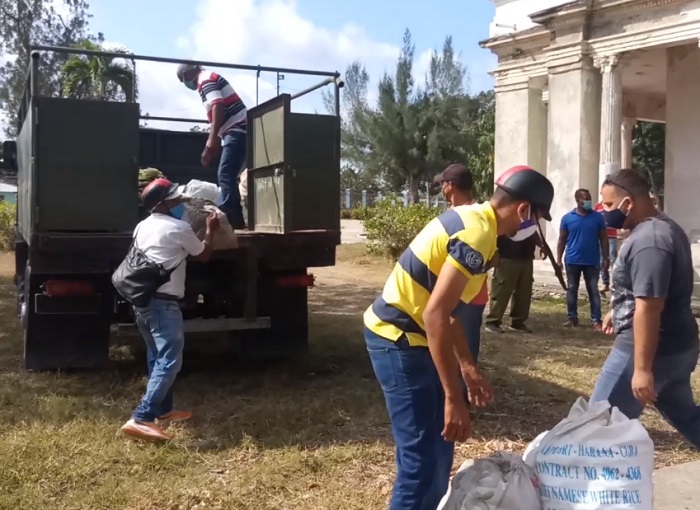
[[141, 178, 181, 210], [496, 166, 554, 221]]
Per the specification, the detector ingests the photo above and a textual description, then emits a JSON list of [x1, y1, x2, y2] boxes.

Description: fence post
[[403, 190, 409, 207], [361, 189, 368, 207], [345, 189, 351, 209]]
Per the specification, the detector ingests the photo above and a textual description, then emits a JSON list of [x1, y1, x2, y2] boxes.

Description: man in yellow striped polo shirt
[[364, 166, 554, 510]]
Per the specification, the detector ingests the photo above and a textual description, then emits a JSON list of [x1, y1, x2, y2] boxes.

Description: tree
[[61, 40, 137, 101], [0, 0, 94, 137], [632, 121, 665, 194]]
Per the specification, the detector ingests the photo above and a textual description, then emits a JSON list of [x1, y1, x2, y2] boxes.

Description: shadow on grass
[[0, 272, 660, 456]]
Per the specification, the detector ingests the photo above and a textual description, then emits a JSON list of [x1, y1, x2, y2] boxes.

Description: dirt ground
[[0, 246, 698, 509]]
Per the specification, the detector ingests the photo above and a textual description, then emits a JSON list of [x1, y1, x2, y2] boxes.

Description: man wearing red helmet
[[120, 178, 220, 442], [364, 165, 554, 510]]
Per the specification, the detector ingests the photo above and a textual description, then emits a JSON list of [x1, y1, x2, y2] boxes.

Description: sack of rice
[[182, 197, 238, 250]]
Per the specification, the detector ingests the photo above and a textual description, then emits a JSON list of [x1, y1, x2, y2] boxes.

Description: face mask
[[582, 200, 593, 211], [509, 206, 538, 242], [169, 203, 185, 220], [602, 198, 629, 230], [183, 79, 198, 91]]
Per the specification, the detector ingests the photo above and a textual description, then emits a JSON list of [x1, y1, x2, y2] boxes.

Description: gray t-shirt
[[611, 214, 698, 356]]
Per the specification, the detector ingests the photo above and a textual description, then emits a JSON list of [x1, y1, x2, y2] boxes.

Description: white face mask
[[509, 206, 538, 242]]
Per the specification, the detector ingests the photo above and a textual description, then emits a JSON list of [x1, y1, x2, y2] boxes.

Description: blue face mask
[[582, 200, 593, 211], [169, 203, 185, 220], [183, 79, 197, 91]]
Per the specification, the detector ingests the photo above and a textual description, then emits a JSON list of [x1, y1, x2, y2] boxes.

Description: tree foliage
[[61, 39, 137, 101], [0, 0, 95, 137], [338, 30, 495, 203], [632, 121, 665, 194]]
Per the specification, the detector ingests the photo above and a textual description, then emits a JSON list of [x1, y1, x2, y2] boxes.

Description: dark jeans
[[131, 299, 184, 422], [600, 237, 618, 286], [591, 345, 700, 449], [217, 131, 247, 227], [454, 303, 485, 364], [486, 258, 533, 327], [565, 264, 602, 324], [365, 328, 454, 510]]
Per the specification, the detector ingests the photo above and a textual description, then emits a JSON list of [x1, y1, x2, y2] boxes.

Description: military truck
[[2, 48, 342, 371]]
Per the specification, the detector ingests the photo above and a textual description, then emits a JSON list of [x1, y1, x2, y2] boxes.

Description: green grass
[[0, 247, 698, 509]]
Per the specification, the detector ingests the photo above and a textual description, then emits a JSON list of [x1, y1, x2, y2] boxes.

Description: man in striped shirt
[[364, 166, 554, 510], [177, 64, 247, 229]]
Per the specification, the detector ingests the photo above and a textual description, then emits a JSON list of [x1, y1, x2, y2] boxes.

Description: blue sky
[[86, 0, 497, 129]]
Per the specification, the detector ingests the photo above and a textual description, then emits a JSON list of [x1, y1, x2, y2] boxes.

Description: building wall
[[665, 44, 700, 242], [0, 192, 16, 205]]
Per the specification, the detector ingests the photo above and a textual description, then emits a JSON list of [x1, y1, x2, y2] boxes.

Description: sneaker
[[509, 323, 532, 333], [563, 319, 579, 328], [485, 324, 503, 334], [121, 419, 172, 442], [593, 322, 603, 332], [157, 410, 193, 424]]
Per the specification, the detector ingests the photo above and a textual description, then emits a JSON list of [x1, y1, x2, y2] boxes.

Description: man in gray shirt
[[590, 169, 700, 449]]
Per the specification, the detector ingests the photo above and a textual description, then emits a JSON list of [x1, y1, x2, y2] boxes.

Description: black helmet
[[496, 165, 554, 221], [176, 63, 201, 82], [141, 178, 181, 210]]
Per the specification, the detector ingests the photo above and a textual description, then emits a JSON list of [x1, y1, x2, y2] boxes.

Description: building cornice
[[591, 18, 700, 56], [479, 26, 551, 59]]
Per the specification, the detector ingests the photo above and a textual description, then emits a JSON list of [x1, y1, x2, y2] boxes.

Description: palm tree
[[61, 40, 138, 102]]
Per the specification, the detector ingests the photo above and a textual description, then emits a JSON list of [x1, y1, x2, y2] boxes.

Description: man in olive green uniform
[[485, 234, 544, 333]]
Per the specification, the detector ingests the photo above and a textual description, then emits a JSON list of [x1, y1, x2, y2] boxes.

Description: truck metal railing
[[20, 45, 343, 129]]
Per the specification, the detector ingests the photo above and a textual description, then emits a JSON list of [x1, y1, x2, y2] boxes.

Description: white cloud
[[129, 0, 401, 131]]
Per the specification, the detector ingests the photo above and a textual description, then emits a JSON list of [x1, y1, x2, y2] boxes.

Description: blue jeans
[[455, 303, 485, 364], [365, 328, 454, 510], [591, 346, 700, 449], [566, 264, 602, 324], [217, 131, 247, 227], [132, 299, 185, 422], [600, 237, 618, 286]]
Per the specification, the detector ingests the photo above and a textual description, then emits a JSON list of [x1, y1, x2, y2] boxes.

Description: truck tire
[[22, 266, 113, 372], [236, 278, 309, 362]]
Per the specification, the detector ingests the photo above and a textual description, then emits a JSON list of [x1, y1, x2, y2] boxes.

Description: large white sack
[[437, 452, 542, 510], [182, 198, 238, 250], [181, 179, 221, 203], [523, 397, 654, 510]]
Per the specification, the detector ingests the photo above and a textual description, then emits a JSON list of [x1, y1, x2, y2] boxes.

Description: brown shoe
[[563, 319, 579, 328], [593, 322, 603, 332], [157, 410, 192, 423], [121, 419, 172, 442]]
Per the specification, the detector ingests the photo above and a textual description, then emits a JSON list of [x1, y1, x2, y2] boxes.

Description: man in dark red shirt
[[594, 201, 619, 293]]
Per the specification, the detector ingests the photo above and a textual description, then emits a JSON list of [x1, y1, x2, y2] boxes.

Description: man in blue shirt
[[557, 189, 610, 330]]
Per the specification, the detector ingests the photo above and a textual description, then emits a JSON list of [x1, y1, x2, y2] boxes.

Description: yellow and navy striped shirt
[[363, 202, 498, 347]]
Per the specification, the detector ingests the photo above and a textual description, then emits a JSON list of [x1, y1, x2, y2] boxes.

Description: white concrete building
[[481, 0, 700, 251]]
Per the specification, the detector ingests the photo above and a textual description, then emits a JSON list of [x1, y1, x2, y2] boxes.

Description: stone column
[[596, 55, 623, 187], [621, 117, 636, 169]]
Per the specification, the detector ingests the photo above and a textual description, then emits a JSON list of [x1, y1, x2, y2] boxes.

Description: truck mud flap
[[34, 294, 102, 314]]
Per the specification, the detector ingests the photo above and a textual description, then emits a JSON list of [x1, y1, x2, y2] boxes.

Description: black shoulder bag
[[112, 235, 178, 308]]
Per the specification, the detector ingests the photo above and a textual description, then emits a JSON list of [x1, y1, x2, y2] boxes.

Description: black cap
[[433, 164, 473, 190], [496, 165, 554, 221]]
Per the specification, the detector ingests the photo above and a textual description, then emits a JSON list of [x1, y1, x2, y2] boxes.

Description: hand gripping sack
[[523, 397, 654, 510], [182, 198, 238, 250], [437, 452, 542, 510]]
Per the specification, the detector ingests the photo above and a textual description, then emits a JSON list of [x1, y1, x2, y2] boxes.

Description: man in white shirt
[[121, 178, 219, 442]]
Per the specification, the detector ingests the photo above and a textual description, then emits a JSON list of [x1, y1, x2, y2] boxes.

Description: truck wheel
[[22, 268, 113, 372]]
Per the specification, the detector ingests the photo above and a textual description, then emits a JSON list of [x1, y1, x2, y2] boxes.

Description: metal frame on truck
[[7, 47, 342, 371]]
